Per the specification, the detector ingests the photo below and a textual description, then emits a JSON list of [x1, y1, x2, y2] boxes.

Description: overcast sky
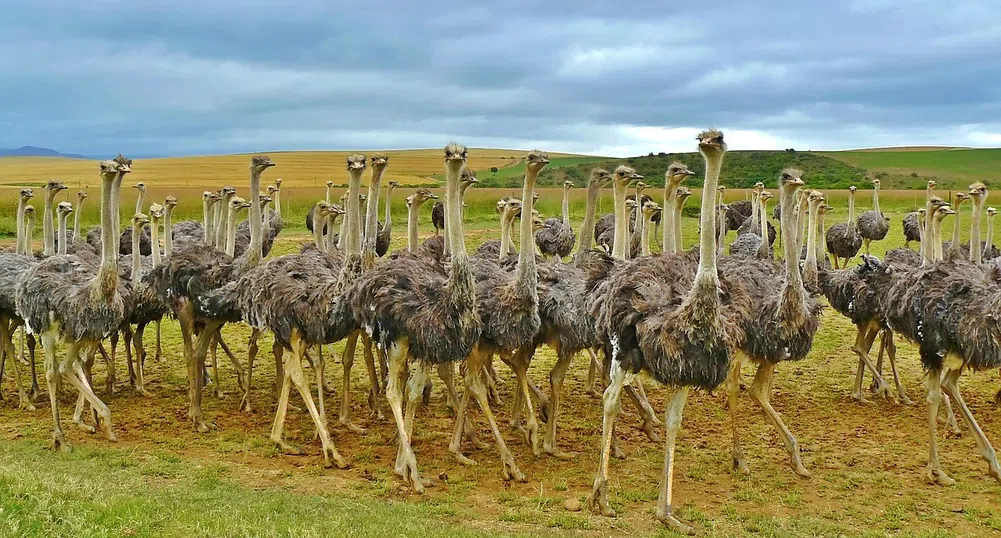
[[2, 1, 1000, 157]]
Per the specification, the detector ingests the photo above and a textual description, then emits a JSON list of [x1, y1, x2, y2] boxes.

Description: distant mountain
[[0, 146, 91, 159]]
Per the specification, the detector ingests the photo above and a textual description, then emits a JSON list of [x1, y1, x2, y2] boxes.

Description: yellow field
[[0, 148, 590, 191]]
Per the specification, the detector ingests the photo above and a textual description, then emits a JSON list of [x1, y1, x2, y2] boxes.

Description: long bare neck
[[150, 218, 162, 268], [406, 203, 419, 253], [203, 199, 212, 243], [445, 165, 473, 297], [640, 213, 652, 256], [226, 209, 239, 257], [43, 190, 56, 256], [971, 201, 984, 264], [873, 187, 881, 214], [384, 186, 394, 231], [135, 191, 145, 215], [246, 171, 264, 267], [344, 171, 364, 256], [337, 200, 347, 250], [846, 191, 855, 227], [263, 202, 271, 234], [273, 188, 282, 219], [951, 202, 964, 256], [131, 223, 142, 281], [662, 180, 680, 253], [780, 186, 802, 288], [164, 206, 173, 256], [716, 207, 728, 255], [326, 215, 338, 253], [922, 202, 936, 265], [803, 202, 819, 287], [694, 154, 723, 286], [612, 182, 629, 260], [516, 169, 540, 292], [985, 216, 994, 260], [98, 179, 118, 297], [57, 213, 68, 255], [214, 201, 226, 250], [15, 198, 25, 255], [312, 207, 326, 250], [674, 196, 685, 254], [73, 198, 83, 243], [561, 187, 570, 225], [795, 201, 809, 258], [934, 217, 945, 262], [325, 185, 332, 204], [750, 195, 760, 228], [362, 168, 385, 268], [818, 211, 828, 267], [112, 178, 122, 255], [759, 197, 769, 254], [24, 217, 34, 256], [578, 183, 601, 252]]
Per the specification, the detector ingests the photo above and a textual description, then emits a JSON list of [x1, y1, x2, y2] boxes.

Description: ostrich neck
[[164, 206, 173, 256], [803, 202, 819, 286], [203, 199, 212, 243], [43, 190, 56, 256], [674, 197, 686, 254], [344, 170, 364, 256], [970, 200, 983, 264], [934, 217, 945, 262], [362, 166, 385, 268], [694, 152, 723, 287], [662, 178, 681, 253], [780, 186, 802, 287], [873, 188, 880, 214], [57, 213, 68, 256], [640, 214, 651, 256], [611, 181, 629, 260], [516, 168, 540, 294], [273, 189, 282, 220], [384, 186, 394, 232], [922, 200, 935, 265], [312, 206, 326, 250], [325, 185, 332, 204], [445, 163, 473, 297], [819, 212, 828, 266], [150, 218, 162, 268], [499, 212, 513, 258], [135, 191, 145, 215], [263, 203, 271, 237], [796, 201, 809, 259], [214, 201, 226, 250], [246, 169, 264, 267], [632, 188, 643, 233], [131, 223, 142, 282], [759, 199, 769, 249], [98, 178, 118, 297], [985, 216, 994, 260], [847, 192, 856, 228], [951, 203, 963, 254], [561, 188, 570, 225], [325, 215, 337, 253], [25, 218, 34, 256], [15, 198, 26, 255], [73, 199, 83, 243], [750, 195, 760, 228], [716, 207, 728, 255], [406, 203, 419, 253], [578, 182, 601, 252], [225, 209, 239, 257]]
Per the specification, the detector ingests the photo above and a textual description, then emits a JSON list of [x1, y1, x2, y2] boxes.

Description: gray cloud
[[2, 1, 1001, 157]]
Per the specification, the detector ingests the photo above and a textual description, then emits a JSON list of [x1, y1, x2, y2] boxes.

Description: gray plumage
[[857, 210, 890, 244], [902, 211, 922, 247], [826, 221, 863, 261], [535, 218, 576, 258]]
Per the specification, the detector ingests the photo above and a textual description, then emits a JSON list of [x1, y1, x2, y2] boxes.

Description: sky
[[2, 0, 1000, 157]]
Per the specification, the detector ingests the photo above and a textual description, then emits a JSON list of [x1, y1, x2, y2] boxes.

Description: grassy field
[[2, 183, 1001, 537], [821, 148, 1001, 189]]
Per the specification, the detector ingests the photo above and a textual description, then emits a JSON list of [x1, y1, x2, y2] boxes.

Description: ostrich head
[[612, 165, 643, 189], [589, 168, 612, 188], [460, 168, 479, 189], [969, 182, 988, 205], [268, 185, 279, 197], [77, 191, 87, 203], [149, 203, 164, 220], [388, 181, 399, 192], [563, 180, 574, 190], [858, 254, 893, 286], [220, 186, 237, 200], [347, 153, 367, 172], [19, 189, 33, 203], [927, 180, 937, 190], [988, 207, 997, 218], [625, 198, 639, 212], [251, 154, 276, 174], [444, 144, 467, 175], [259, 195, 272, 207], [164, 196, 178, 210], [412, 188, 436, 206], [371, 153, 389, 174], [780, 168, 805, 188], [807, 190, 826, 210], [132, 181, 146, 194], [495, 197, 508, 214], [525, 150, 550, 175], [760, 190, 775, 204], [532, 214, 546, 232], [44, 180, 68, 195], [230, 196, 252, 213], [56, 201, 73, 217], [113, 154, 133, 175], [505, 198, 524, 218], [99, 160, 120, 181], [328, 203, 346, 218], [917, 208, 927, 219], [131, 212, 150, 229], [326, 180, 334, 188], [819, 203, 833, 216], [641, 199, 661, 218], [202, 191, 214, 203], [697, 129, 726, 160], [315, 201, 334, 217], [953, 192, 970, 207], [667, 161, 696, 184], [23, 206, 35, 220], [849, 185, 857, 193], [532, 191, 540, 202], [635, 181, 648, 196], [753, 181, 765, 194], [871, 178, 881, 190], [677, 186, 693, 204]]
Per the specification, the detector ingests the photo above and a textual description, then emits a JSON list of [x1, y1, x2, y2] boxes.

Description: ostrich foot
[[898, 393, 915, 406], [322, 442, 349, 470], [656, 511, 695, 536], [464, 420, 489, 450], [543, 442, 572, 460], [732, 456, 751, 476], [524, 421, 541, 457], [850, 390, 871, 404], [501, 456, 527, 483], [449, 444, 477, 466], [29, 383, 41, 402], [394, 453, 429, 494], [873, 382, 899, 404], [239, 394, 253, 414], [99, 417, 117, 442], [367, 391, 384, 420], [73, 415, 96, 434], [641, 417, 661, 443], [926, 465, 956, 486], [339, 418, 367, 435], [612, 438, 626, 460], [18, 395, 36, 412], [193, 418, 216, 434], [790, 456, 812, 478], [587, 384, 603, 398], [52, 431, 71, 453], [586, 478, 616, 517], [271, 437, 304, 455], [214, 388, 227, 400]]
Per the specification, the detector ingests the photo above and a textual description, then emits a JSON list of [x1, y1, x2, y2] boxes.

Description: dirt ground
[[2, 233, 1001, 537]]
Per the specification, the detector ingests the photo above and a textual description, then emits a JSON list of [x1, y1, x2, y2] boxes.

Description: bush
[[490, 167, 498, 173]]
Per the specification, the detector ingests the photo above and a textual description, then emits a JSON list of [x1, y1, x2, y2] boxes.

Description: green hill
[[820, 147, 1001, 189]]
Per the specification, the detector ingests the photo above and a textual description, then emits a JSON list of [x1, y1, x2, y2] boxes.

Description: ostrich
[[902, 211, 922, 249], [754, 192, 775, 260], [40, 180, 67, 257], [121, 203, 169, 395], [859, 200, 1001, 485], [535, 180, 577, 259], [71, 191, 86, 244], [117, 182, 152, 256], [857, 179, 889, 255], [826, 185, 863, 268], [405, 189, 438, 252], [432, 168, 478, 235], [801, 190, 826, 291], [817, 202, 833, 268], [724, 171, 823, 479], [345, 143, 480, 493], [155, 155, 273, 432], [17, 158, 129, 450], [587, 130, 751, 533], [375, 181, 398, 257], [943, 192, 970, 260], [662, 162, 696, 254], [638, 200, 661, 256], [170, 192, 214, 247], [56, 202, 73, 256], [0, 201, 39, 409], [729, 190, 772, 258], [212, 186, 236, 250], [448, 151, 548, 479]]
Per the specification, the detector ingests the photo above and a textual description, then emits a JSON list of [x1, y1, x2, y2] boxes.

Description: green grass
[[822, 148, 1001, 189]]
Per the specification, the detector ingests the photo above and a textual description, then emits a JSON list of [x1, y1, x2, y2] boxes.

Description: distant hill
[[821, 148, 1001, 189], [0, 146, 90, 159]]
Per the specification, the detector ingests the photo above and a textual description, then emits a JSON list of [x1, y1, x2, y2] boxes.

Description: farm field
[[2, 180, 1001, 537], [821, 148, 1001, 190]]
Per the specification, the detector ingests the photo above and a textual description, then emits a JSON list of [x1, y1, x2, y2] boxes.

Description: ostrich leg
[[42, 333, 70, 451], [0, 318, 35, 410], [26, 332, 39, 401], [62, 341, 116, 441], [241, 328, 260, 413], [940, 368, 1001, 481], [105, 330, 119, 394], [215, 331, 244, 391], [178, 302, 213, 433], [924, 370, 955, 485], [655, 386, 693, 535], [542, 347, 574, 459], [154, 319, 163, 362], [507, 347, 541, 456], [339, 331, 366, 434], [210, 335, 223, 399], [850, 323, 895, 403], [586, 348, 603, 397], [385, 340, 427, 493], [133, 323, 148, 395], [748, 362, 810, 478], [361, 333, 381, 414], [440, 362, 487, 449], [727, 358, 750, 474], [587, 358, 632, 517], [122, 326, 134, 391], [881, 329, 913, 405]]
